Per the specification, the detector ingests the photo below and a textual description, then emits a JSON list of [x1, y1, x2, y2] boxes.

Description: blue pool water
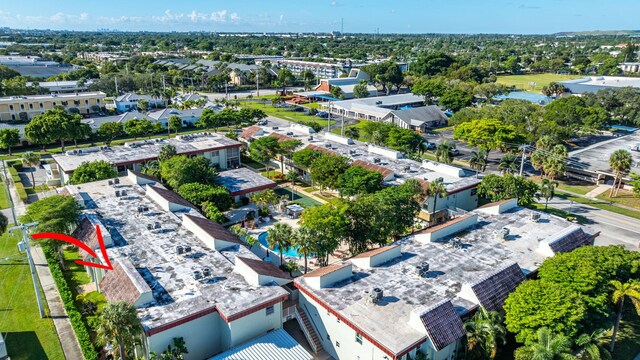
[[258, 232, 302, 258], [495, 91, 552, 105]]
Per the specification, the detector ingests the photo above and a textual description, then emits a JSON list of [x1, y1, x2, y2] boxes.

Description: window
[[29, 104, 33, 109], [356, 333, 363, 344], [335, 341, 340, 348], [265, 305, 274, 315], [39, 103, 43, 108], [9, 105, 13, 111], [326, 334, 331, 341]]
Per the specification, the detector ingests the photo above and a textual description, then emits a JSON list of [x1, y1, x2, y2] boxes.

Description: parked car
[[257, 120, 268, 125], [316, 111, 329, 118], [424, 142, 437, 150], [450, 148, 460, 156]]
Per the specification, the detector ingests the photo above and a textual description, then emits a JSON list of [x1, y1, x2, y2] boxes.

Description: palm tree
[[514, 328, 575, 360], [413, 137, 429, 155], [96, 301, 143, 360], [371, 130, 384, 145], [141, 160, 161, 179], [469, 149, 487, 178], [267, 223, 294, 265], [609, 280, 640, 352], [285, 169, 300, 201], [436, 141, 454, 164], [426, 178, 447, 215], [22, 151, 41, 189], [575, 329, 612, 360], [295, 227, 316, 274], [464, 307, 507, 359], [498, 154, 518, 174], [608, 150, 633, 197], [536, 179, 559, 209], [345, 127, 360, 140]]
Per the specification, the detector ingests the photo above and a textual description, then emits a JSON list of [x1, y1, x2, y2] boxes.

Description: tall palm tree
[[608, 150, 633, 197], [141, 160, 161, 179], [426, 178, 447, 215], [295, 227, 316, 274], [22, 151, 41, 189], [514, 328, 575, 360], [96, 301, 143, 360], [609, 280, 640, 352], [285, 169, 300, 201], [413, 137, 429, 155], [498, 154, 518, 174], [436, 141, 454, 164], [464, 307, 507, 359], [575, 329, 612, 360], [536, 179, 559, 209], [469, 149, 487, 178], [267, 223, 294, 265]]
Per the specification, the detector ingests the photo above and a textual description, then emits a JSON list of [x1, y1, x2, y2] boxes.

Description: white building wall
[[423, 187, 478, 213], [227, 302, 283, 347], [146, 312, 224, 360]]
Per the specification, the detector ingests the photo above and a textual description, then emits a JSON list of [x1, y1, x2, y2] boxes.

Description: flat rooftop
[[561, 76, 640, 88], [69, 177, 288, 331], [53, 132, 241, 173], [0, 91, 105, 102], [217, 168, 276, 196], [568, 132, 640, 176], [245, 124, 480, 193], [329, 93, 424, 108], [294, 204, 595, 355]]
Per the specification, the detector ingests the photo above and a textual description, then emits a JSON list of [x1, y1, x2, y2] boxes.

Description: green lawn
[[25, 184, 50, 196], [496, 74, 582, 92], [0, 231, 65, 360], [0, 182, 11, 209], [330, 120, 374, 141], [242, 101, 335, 126], [596, 189, 640, 210], [274, 186, 322, 208], [531, 177, 597, 196], [556, 193, 640, 220]]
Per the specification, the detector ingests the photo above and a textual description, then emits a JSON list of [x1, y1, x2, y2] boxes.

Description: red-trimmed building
[[217, 168, 277, 202]]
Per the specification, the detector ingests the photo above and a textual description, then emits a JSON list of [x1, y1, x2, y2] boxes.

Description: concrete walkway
[[31, 246, 85, 360], [584, 184, 610, 199]]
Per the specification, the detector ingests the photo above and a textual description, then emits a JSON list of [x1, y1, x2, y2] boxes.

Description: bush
[[8, 165, 20, 182], [42, 246, 99, 360], [14, 182, 28, 203], [9, 160, 23, 172]]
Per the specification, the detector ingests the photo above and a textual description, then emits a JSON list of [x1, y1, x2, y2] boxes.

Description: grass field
[[556, 192, 640, 220], [274, 186, 322, 208], [596, 189, 640, 210], [0, 231, 65, 360], [242, 101, 335, 126], [496, 74, 582, 92], [531, 177, 597, 196], [0, 182, 11, 209], [330, 120, 374, 140]]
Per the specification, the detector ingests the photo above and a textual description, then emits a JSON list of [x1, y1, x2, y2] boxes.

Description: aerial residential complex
[[66, 173, 294, 359], [295, 199, 597, 360], [50, 132, 242, 184], [320, 94, 427, 122], [0, 91, 106, 121]]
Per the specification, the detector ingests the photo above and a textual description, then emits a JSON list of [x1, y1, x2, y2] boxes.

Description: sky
[[1, 0, 639, 34]]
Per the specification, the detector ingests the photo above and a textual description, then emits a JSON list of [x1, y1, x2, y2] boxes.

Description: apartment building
[[294, 199, 598, 360], [65, 174, 295, 359], [113, 93, 168, 112], [51, 132, 242, 184], [268, 59, 344, 78], [0, 92, 106, 121], [320, 94, 426, 122]]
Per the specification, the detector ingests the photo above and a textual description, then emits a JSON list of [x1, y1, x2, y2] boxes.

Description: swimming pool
[[258, 232, 303, 258]]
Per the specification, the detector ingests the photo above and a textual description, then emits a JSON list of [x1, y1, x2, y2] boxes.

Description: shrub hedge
[[14, 182, 28, 203], [42, 246, 99, 360], [8, 166, 20, 183]]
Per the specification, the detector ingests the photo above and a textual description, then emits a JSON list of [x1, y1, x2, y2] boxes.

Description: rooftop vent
[[115, 190, 121, 197], [324, 143, 332, 148], [147, 224, 154, 230], [375, 101, 382, 105], [497, 227, 510, 240], [349, 149, 356, 155], [176, 245, 184, 255], [272, 126, 279, 130], [183, 245, 192, 253], [120, 190, 127, 197], [286, 131, 294, 136], [369, 287, 383, 304], [404, 165, 411, 172], [108, 180, 113, 186], [203, 268, 211, 277], [114, 178, 120, 185], [154, 222, 161, 229], [416, 261, 430, 277], [530, 212, 541, 222], [193, 270, 202, 280], [308, 136, 314, 141], [373, 158, 381, 164]]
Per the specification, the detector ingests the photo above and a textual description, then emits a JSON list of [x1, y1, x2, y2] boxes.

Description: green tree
[[69, 121, 91, 148], [608, 280, 640, 352], [196, 109, 224, 132], [469, 149, 488, 177], [250, 189, 280, 214], [338, 165, 384, 197], [168, 115, 182, 136], [158, 144, 177, 162], [285, 168, 300, 201], [150, 337, 189, 360], [514, 328, 576, 360], [575, 329, 612, 360], [353, 80, 370, 98], [0, 213, 7, 234], [536, 179, 559, 209], [300, 69, 316, 90], [141, 160, 161, 179], [630, 173, 640, 197], [96, 301, 143, 360], [464, 307, 507, 360], [160, 156, 216, 189], [309, 154, 350, 192], [0, 128, 20, 155], [542, 82, 567, 97], [345, 127, 360, 140], [69, 160, 118, 185], [292, 148, 322, 169], [21, 151, 41, 188], [294, 227, 316, 274], [330, 86, 344, 99], [137, 98, 149, 113], [250, 136, 280, 178], [202, 202, 227, 223], [412, 76, 448, 104], [374, 182, 421, 240], [425, 177, 447, 213], [267, 222, 294, 265], [97, 122, 125, 145], [608, 149, 633, 197], [453, 118, 520, 157], [504, 280, 587, 345], [439, 88, 474, 112], [277, 68, 294, 94], [277, 139, 302, 172], [435, 141, 454, 164], [498, 154, 518, 175], [123, 118, 154, 140], [299, 200, 349, 266], [477, 174, 539, 207], [177, 183, 232, 211], [25, 108, 83, 151]]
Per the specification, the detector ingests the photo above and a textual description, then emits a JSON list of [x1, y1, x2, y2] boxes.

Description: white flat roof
[[0, 91, 105, 102], [208, 328, 312, 360]]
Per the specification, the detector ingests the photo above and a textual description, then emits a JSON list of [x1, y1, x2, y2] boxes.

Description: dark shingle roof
[[148, 185, 197, 210], [71, 218, 98, 258], [99, 259, 149, 305], [547, 226, 592, 253], [237, 256, 292, 280], [419, 300, 466, 351], [387, 106, 448, 126], [183, 214, 245, 246], [351, 159, 395, 179], [469, 262, 526, 311]]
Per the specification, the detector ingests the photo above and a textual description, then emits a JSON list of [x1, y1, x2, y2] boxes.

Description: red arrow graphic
[[32, 225, 114, 271]]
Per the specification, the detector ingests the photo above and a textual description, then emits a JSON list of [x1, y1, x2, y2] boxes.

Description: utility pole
[[161, 75, 166, 92], [2, 160, 16, 224], [519, 145, 528, 177], [114, 77, 119, 95], [341, 113, 345, 136], [256, 72, 260, 97], [11, 222, 45, 318], [327, 102, 332, 132]]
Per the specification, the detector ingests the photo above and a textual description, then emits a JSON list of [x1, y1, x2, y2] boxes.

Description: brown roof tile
[[304, 263, 350, 278], [351, 160, 394, 179], [99, 259, 147, 305], [129, 169, 159, 183], [305, 144, 338, 155], [351, 245, 399, 259], [183, 214, 245, 246], [419, 300, 466, 351], [71, 218, 98, 258], [148, 185, 197, 210], [240, 125, 262, 141], [478, 199, 515, 209], [237, 256, 292, 280], [268, 132, 295, 143], [416, 215, 472, 234]]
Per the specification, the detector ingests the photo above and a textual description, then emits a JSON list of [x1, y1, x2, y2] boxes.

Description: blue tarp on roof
[[610, 125, 638, 132]]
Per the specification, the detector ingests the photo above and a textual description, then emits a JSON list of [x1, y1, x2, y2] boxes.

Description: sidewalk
[[31, 246, 85, 360]]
